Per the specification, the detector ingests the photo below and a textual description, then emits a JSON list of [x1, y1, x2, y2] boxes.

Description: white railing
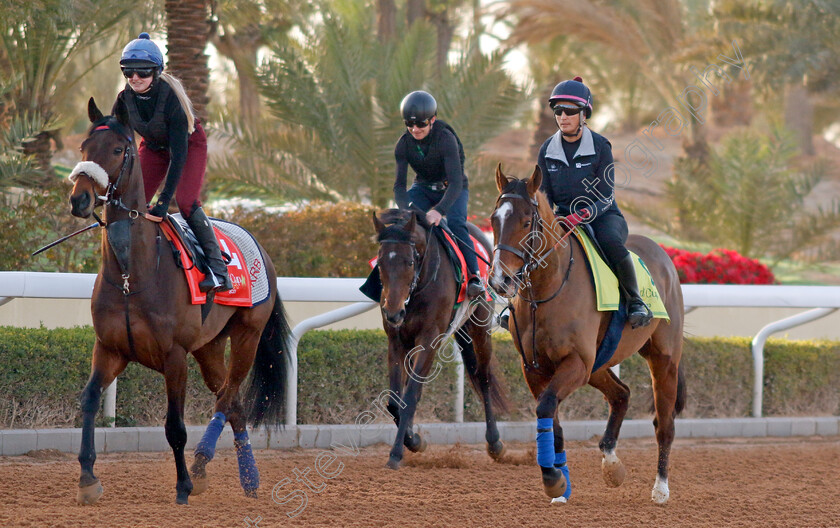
[[2, 272, 840, 421]]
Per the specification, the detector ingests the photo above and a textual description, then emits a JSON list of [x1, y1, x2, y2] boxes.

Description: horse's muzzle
[[384, 307, 406, 327], [70, 191, 93, 218]]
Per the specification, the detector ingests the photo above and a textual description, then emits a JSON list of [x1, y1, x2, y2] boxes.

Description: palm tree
[[0, 0, 133, 183], [209, 0, 310, 128], [711, 0, 840, 156], [505, 0, 710, 156], [208, 1, 529, 208], [165, 0, 212, 122]]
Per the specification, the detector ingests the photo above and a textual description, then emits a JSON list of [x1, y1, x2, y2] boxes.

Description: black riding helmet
[[400, 91, 437, 122], [549, 76, 593, 119]]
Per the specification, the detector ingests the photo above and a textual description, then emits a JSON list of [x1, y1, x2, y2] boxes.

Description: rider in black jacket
[[393, 91, 483, 299], [537, 77, 652, 328]]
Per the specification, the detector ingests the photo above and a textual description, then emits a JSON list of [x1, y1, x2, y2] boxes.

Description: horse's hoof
[[190, 455, 209, 495], [550, 496, 568, 505], [175, 492, 190, 505], [244, 488, 258, 499], [487, 440, 506, 461], [76, 479, 103, 505], [601, 452, 626, 488], [385, 456, 401, 470], [651, 475, 670, 505], [191, 475, 209, 496], [406, 433, 428, 453], [541, 466, 567, 499]]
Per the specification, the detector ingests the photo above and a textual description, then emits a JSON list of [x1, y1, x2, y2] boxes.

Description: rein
[[493, 191, 576, 371], [81, 124, 162, 359]]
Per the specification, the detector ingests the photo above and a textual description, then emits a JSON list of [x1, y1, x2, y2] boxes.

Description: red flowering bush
[[660, 245, 776, 284], [468, 214, 492, 233]]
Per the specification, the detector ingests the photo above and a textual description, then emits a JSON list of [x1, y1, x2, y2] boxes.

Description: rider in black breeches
[[536, 77, 652, 328]]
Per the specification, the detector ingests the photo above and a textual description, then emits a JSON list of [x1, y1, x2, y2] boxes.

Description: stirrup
[[467, 276, 484, 299], [199, 272, 233, 293], [627, 300, 653, 329]]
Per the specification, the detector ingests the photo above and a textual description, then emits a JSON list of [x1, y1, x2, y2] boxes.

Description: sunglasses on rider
[[121, 67, 155, 79], [553, 104, 584, 117], [405, 119, 431, 129]]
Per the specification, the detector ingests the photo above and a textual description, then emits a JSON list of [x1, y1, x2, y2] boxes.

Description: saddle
[[158, 214, 261, 307]]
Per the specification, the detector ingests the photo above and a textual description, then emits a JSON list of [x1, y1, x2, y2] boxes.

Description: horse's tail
[[244, 293, 292, 428], [455, 332, 511, 415], [674, 360, 687, 416]]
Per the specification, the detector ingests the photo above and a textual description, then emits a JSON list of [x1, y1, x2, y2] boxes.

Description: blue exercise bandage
[[555, 450, 572, 500], [536, 418, 555, 468], [194, 411, 226, 461], [235, 430, 260, 491]]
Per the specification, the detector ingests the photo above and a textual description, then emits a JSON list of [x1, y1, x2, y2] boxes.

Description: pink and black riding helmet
[[548, 76, 593, 119]]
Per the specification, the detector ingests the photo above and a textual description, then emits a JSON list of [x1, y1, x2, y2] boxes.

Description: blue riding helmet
[[120, 32, 164, 71], [549, 76, 593, 118]]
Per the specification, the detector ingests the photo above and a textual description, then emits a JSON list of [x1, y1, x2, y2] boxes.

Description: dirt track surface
[[1, 435, 838, 527]]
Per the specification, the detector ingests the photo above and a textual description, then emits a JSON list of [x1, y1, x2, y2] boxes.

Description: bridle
[[77, 124, 161, 360], [378, 226, 437, 309], [492, 188, 577, 371]]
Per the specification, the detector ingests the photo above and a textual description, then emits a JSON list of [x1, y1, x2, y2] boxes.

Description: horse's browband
[[379, 238, 415, 246], [499, 192, 538, 206]]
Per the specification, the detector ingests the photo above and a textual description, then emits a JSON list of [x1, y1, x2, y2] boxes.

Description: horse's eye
[[524, 221, 531, 228], [114, 147, 123, 155]]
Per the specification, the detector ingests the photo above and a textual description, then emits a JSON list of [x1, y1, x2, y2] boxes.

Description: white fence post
[[749, 307, 837, 418]]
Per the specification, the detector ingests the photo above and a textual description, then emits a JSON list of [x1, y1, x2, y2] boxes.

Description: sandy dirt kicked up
[[1, 435, 838, 527]]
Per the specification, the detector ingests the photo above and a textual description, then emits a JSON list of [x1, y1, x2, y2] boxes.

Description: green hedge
[[1, 326, 838, 429]]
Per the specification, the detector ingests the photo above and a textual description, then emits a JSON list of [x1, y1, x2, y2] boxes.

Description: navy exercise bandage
[[235, 430, 260, 491], [555, 450, 572, 500], [536, 417, 554, 468], [194, 411, 225, 460]]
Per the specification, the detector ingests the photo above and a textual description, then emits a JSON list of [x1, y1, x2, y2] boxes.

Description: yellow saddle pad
[[574, 228, 670, 321]]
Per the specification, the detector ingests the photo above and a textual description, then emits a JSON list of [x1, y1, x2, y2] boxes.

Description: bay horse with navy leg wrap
[[69, 98, 290, 505], [488, 165, 685, 504], [372, 209, 509, 469]]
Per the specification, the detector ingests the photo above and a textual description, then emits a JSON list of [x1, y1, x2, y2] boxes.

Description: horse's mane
[[376, 208, 431, 243]]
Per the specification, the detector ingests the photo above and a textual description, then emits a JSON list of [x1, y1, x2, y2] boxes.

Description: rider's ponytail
[[159, 72, 196, 134]]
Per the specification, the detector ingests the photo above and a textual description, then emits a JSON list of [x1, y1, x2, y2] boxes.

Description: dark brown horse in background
[[69, 98, 290, 504], [488, 166, 685, 504], [372, 209, 509, 469]]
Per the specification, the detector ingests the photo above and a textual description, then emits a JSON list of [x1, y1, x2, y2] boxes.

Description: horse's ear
[[88, 98, 104, 123], [495, 163, 510, 193], [526, 164, 542, 196], [372, 211, 386, 234], [404, 211, 416, 234], [113, 97, 130, 128]]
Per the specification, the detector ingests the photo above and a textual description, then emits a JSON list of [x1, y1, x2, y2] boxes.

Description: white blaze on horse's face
[[490, 202, 515, 288]]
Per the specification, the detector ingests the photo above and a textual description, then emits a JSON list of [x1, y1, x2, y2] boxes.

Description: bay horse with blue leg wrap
[[488, 165, 685, 504], [371, 209, 509, 469], [69, 97, 290, 505]]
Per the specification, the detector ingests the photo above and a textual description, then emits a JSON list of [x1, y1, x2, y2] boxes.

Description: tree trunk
[[530, 81, 558, 160], [377, 0, 396, 43], [212, 25, 261, 128], [21, 132, 55, 184], [407, 0, 425, 27], [165, 0, 212, 123], [784, 83, 814, 156], [711, 78, 753, 127], [431, 9, 454, 77]]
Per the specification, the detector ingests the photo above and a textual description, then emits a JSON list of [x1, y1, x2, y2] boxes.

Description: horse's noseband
[[493, 192, 542, 285]]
